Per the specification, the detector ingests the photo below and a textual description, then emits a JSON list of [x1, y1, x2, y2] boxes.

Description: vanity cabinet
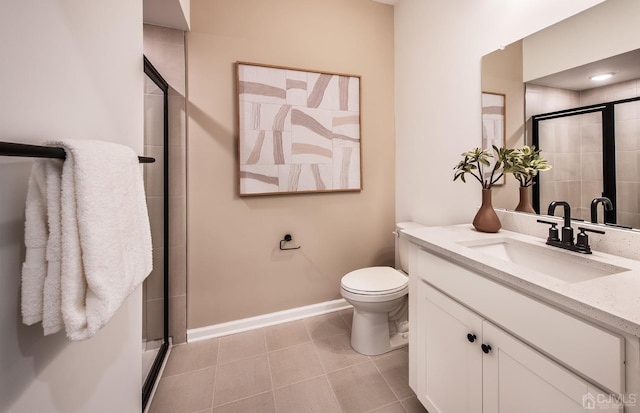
[[409, 244, 625, 413], [418, 282, 482, 412], [482, 319, 616, 412], [419, 282, 619, 412]]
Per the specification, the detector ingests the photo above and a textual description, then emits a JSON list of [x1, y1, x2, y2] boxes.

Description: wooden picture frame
[[237, 62, 362, 196]]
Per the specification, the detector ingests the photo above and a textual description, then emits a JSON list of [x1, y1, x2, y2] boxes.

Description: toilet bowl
[[341, 267, 409, 355], [340, 222, 423, 356]]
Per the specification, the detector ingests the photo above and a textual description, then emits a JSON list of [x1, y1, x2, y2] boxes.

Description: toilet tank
[[395, 222, 424, 273]]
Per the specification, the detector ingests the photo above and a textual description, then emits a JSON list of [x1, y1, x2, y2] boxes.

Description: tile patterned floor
[[148, 309, 428, 413]]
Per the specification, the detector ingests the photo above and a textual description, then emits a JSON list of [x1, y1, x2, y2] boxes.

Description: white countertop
[[402, 224, 640, 338]]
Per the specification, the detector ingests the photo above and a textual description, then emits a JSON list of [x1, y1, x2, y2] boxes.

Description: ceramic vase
[[515, 186, 536, 213], [473, 189, 501, 233]]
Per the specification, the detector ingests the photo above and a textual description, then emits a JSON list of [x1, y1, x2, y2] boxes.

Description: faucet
[[590, 197, 613, 224], [547, 201, 573, 245], [538, 201, 605, 254]]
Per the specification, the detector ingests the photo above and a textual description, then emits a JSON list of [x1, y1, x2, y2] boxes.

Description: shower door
[[142, 56, 169, 410], [533, 96, 640, 227], [533, 108, 606, 222]]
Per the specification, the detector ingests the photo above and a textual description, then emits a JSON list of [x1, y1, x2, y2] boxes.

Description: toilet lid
[[341, 266, 408, 295]]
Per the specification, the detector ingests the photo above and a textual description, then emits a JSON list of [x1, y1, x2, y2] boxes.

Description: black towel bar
[[0, 141, 155, 163]]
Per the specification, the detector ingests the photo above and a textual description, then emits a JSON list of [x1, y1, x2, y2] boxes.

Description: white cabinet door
[[418, 281, 483, 413], [482, 321, 622, 413]]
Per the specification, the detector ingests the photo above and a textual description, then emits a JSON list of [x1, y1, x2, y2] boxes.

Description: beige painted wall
[[186, 0, 395, 328]]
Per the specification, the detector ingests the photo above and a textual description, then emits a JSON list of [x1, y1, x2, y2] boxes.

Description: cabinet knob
[[466, 333, 477, 343], [481, 344, 492, 354]]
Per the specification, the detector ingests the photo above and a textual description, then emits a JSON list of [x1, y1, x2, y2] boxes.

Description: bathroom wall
[[394, 0, 605, 226], [186, 0, 395, 328], [0, 1, 143, 413], [143, 24, 188, 344]]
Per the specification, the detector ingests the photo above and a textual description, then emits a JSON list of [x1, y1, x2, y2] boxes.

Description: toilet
[[340, 222, 423, 356]]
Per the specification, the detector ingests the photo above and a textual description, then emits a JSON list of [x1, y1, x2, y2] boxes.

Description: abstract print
[[238, 63, 361, 195]]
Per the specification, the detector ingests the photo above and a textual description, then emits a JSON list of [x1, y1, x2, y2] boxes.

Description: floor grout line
[[209, 337, 220, 412], [210, 389, 274, 411], [303, 314, 345, 412], [261, 327, 279, 412], [156, 364, 216, 381], [209, 363, 218, 411], [371, 352, 403, 403]]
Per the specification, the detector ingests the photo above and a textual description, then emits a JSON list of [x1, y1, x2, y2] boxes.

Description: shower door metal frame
[[142, 55, 170, 410]]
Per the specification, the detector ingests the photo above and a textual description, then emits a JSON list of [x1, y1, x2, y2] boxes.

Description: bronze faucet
[[590, 197, 613, 224], [547, 201, 573, 245], [539, 201, 605, 254]]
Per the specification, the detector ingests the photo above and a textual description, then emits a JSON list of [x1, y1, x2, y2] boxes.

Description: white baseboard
[[187, 298, 352, 343]]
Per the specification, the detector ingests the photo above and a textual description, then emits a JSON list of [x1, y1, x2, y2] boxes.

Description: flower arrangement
[[453, 145, 516, 189], [453, 144, 553, 228], [510, 145, 551, 187]]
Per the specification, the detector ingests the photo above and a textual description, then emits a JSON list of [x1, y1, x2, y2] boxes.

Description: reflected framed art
[[481, 92, 506, 186]]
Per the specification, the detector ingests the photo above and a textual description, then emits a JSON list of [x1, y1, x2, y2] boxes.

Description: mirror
[[482, 0, 640, 229]]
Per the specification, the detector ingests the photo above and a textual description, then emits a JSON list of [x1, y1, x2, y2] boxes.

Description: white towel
[[51, 139, 153, 340], [21, 159, 49, 325], [21, 158, 65, 329], [42, 160, 63, 335]]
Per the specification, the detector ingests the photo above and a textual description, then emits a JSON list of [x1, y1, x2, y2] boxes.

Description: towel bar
[[0, 141, 155, 163]]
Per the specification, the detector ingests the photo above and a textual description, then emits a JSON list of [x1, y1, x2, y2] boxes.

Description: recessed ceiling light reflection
[[590, 73, 615, 81]]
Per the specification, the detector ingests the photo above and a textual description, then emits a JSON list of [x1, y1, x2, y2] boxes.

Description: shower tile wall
[[526, 84, 588, 218], [583, 79, 640, 227], [615, 98, 640, 227], [526, 80, 640, 226], [144, 24, 188, 344]]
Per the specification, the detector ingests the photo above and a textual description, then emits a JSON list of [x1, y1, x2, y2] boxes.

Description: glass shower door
[[142, 56, 169, 410], [536, 111, 604, 221]]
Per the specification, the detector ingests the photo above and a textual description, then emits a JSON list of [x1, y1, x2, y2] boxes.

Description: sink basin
[[459, 237, 630, 284]]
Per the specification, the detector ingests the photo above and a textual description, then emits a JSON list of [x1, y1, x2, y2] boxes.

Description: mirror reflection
[[482, 0, 640, 229], [529, 90, 640, 228]]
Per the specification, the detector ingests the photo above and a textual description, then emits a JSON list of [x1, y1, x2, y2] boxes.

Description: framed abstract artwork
[[237, 62, 362, 196], [481, 92, 506, 185]]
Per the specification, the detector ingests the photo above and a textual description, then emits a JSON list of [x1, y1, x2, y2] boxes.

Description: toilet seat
[[341, 266, 408, 296]]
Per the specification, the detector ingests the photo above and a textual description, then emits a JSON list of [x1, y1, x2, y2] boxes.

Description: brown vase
[[515, 186, 536, 214], [473, 189, 501, 233]]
